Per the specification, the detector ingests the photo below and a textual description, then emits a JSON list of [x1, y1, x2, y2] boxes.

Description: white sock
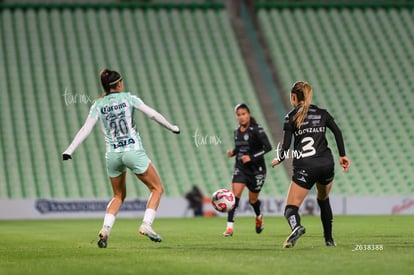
[[227, 222, 234, 229], [143, 208, 156, 225], [103, 213, 115, 229]]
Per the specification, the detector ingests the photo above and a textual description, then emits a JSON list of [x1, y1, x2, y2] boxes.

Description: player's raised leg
[[98, 171, 127, 248], [283, 181, 308, 248], [137, 163, 164, 242]]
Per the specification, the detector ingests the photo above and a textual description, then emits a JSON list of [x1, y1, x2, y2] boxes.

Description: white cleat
[[97, 227, 110, 248], [139, 223, 163, 243]]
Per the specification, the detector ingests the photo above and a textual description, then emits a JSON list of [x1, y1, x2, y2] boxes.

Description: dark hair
[[234, 103, 257, 125], [100, 69, 122, 94]]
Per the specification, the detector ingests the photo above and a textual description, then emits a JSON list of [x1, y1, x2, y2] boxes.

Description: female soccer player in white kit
[[62, 69, 180, 248]]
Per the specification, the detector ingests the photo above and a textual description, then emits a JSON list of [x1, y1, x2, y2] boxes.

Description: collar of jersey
[[105, 91, 121, 96]]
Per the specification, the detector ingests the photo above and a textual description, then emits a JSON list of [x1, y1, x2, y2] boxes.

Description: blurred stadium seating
[[0, 1, 412, 199], [0, 3, 289, 199], [258, 2, 414, 194]]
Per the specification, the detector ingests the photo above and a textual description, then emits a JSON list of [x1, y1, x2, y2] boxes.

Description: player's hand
[[241, 155, 251, 163], [172, 126, 180, 134], [62, 154, 72, 161], [226, 150, 234, 157], [271, 158, 280, 167], [339, 156, 351, 172]]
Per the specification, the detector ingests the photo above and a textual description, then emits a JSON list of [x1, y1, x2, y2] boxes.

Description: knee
[[249, 199, 257, 205], [249, 198, 258, 205], [152, 184, 164, 195], [113, 193, 126, 203], [158, 185, 164, 195], [317, 190, 329, 200], [248, 192, 259, 205], [317, 194, 329, 200]]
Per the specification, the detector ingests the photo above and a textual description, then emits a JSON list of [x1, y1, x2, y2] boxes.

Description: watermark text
[[63, 87, 93, 106], [274, 142, 303, 161], [352, 244, 384, 251], [193, 128, 222, 148]]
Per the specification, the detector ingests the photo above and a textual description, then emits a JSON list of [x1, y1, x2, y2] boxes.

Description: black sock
[[250, 200, 261, 217], [227, 197, 240, 222], [317, 198, 333, 240], [284, 205, 301, 230]]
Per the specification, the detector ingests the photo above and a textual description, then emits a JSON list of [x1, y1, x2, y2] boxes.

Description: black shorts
[[292, 165, 334, 190], [232, 165, 266, 193]]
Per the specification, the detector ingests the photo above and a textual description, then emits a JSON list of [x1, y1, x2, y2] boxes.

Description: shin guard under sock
[[284, 205, 301, 230], [227, 197, 240, 223], [250, 200, 261, 217]]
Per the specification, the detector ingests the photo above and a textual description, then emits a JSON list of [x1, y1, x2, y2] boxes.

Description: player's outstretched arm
[[62, 117, 98, 160], [137, 103, 180, 134]]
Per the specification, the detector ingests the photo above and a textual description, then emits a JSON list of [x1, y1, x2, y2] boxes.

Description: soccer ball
[[212, 189, 236, 213]]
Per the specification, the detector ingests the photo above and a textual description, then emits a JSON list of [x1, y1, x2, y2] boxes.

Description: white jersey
[[63, 92, 179, 156]]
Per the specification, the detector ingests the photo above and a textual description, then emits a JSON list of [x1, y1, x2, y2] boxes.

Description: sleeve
[[231, 129, 239, 157], [277, 115, 293, 162], [130, 94, 144, 108], [62, 116, 98, 155], [250, 124, 272, 160], [136, 102, 179, 133], [326, 112, 346, 157]]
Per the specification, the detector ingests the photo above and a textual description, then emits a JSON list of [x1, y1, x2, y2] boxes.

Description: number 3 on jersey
[[301, 137, 316, 158]]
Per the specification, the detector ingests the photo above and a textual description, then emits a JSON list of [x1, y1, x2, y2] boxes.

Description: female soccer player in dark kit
[[62, 69, 180, 248], [224, 103, 272, 236], [272, 81, 351, 248]]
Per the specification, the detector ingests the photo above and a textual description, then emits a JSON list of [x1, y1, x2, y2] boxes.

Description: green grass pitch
[[0, 215, 413, 275]]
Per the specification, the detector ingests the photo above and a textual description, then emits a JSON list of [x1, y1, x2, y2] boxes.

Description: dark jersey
[[232, 123, 272, 172], [278, 104, 346, 169]]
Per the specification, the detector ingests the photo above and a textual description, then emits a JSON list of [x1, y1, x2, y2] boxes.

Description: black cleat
[[325, 239, 336, 247], [283, 226, 306, 248]]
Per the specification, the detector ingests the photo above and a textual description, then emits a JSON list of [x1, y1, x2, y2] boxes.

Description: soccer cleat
[[139, 223, 163, 242], [97, 227, 110, 248], [255, 214, 264, 234], [283, 226, 306, 248], [223, 228, 233, 237], [325, 239, 336, 247]]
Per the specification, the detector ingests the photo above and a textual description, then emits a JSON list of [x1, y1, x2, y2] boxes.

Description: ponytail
[[291, 81, 313, 129]]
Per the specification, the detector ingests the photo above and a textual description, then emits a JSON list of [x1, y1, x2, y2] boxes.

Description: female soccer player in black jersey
[[224, 103, 272, 236], [272, 81, 351, 248]]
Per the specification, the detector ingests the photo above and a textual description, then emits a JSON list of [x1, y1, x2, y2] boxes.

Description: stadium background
[[0, 0, 413, 218]]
